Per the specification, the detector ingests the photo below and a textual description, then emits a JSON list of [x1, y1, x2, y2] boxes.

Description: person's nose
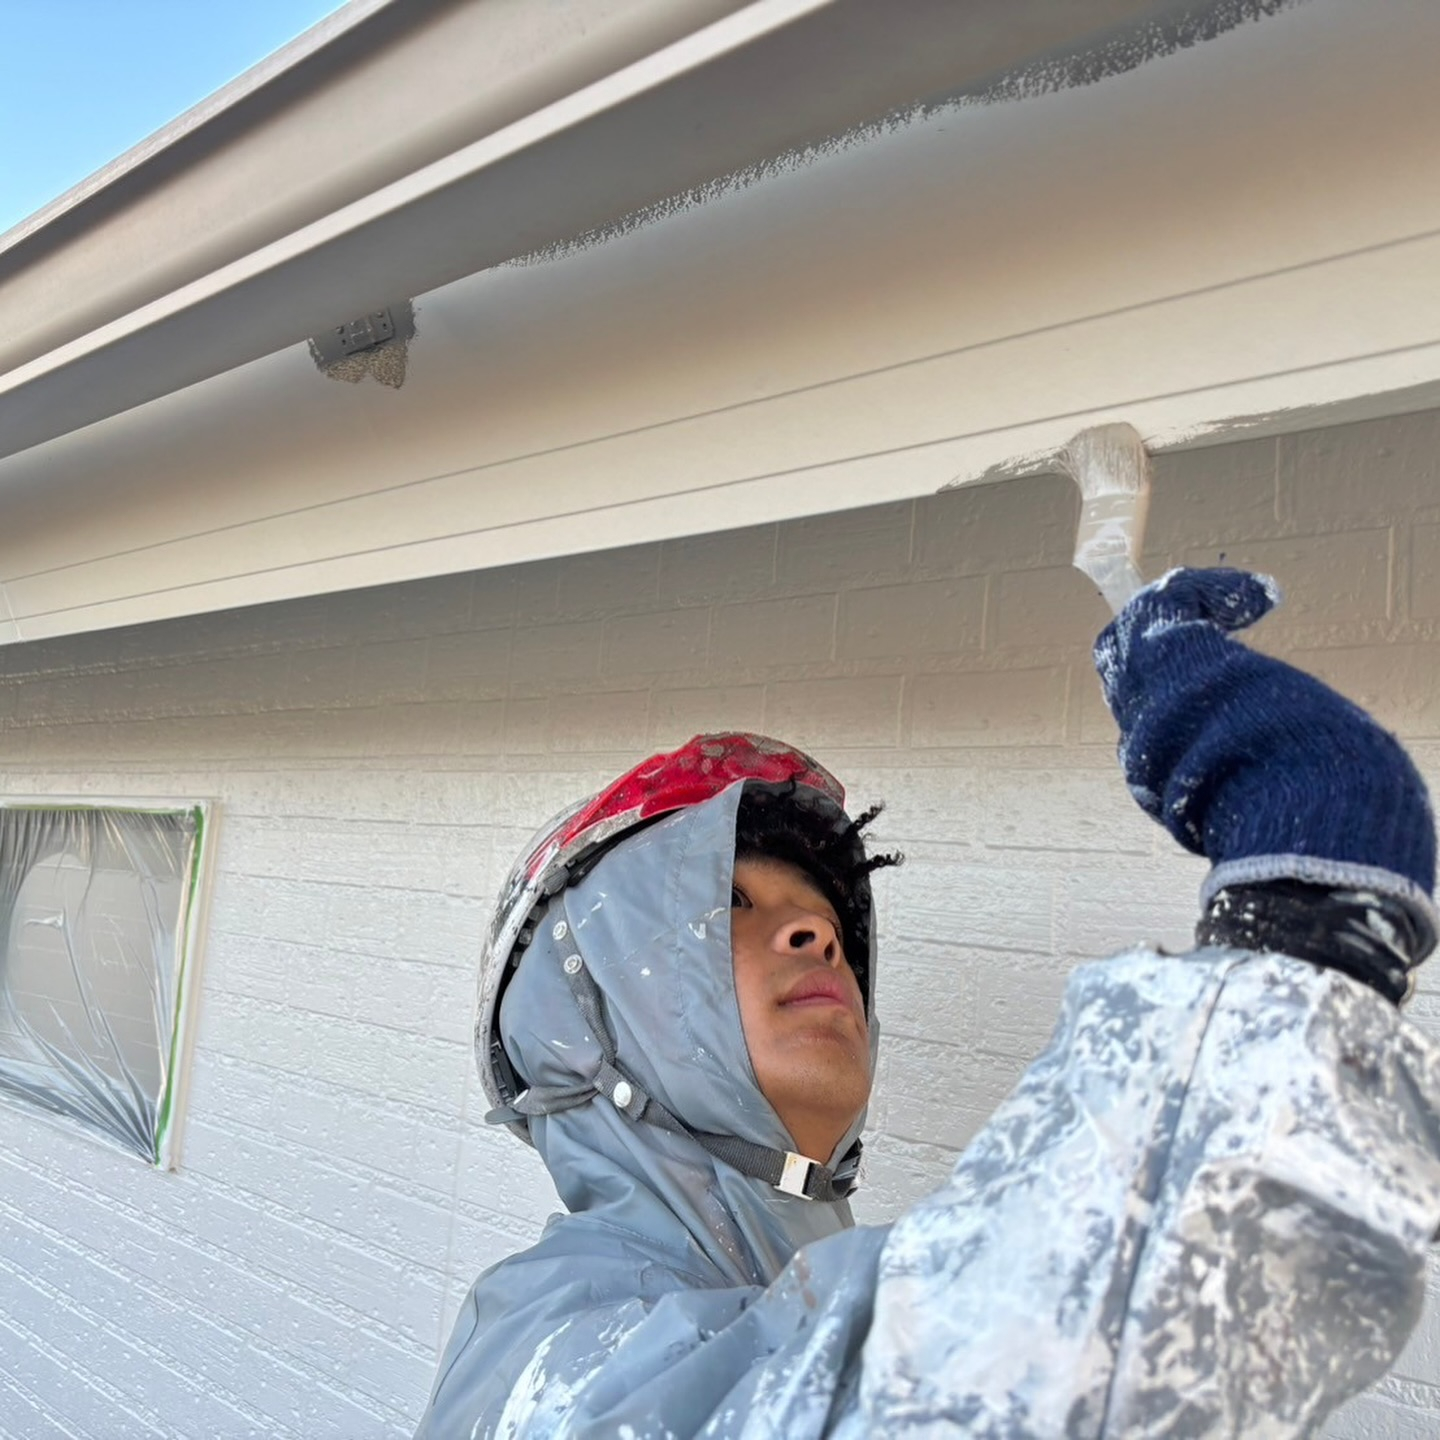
[[774, 911, 842, 967]]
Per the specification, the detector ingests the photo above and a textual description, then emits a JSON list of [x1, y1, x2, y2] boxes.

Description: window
[[0, 802, 211, 1167]]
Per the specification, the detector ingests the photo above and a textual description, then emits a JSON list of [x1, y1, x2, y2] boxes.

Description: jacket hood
[[498, 780, 878, 1284]]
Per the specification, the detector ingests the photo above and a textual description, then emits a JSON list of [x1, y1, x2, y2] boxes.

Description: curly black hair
[[733, 781, 902, 998]]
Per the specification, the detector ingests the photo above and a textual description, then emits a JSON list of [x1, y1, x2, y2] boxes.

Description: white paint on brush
[[1062, 422, 1153, 615]]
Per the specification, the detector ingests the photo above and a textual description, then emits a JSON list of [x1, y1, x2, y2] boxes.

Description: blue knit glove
[[1094, 568, 1437, 931]]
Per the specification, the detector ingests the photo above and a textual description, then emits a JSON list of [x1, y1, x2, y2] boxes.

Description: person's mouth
[[780, 971, 858, 1016]]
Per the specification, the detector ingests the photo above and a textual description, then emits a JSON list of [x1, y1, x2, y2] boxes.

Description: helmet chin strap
[[484, 950, 862, 1203]]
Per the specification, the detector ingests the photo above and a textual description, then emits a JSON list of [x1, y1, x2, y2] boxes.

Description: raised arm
[[848, 568, 1440, 1437]]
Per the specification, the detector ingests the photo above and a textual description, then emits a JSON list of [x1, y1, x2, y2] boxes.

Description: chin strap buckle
[[777, 1151, 816, 1198]]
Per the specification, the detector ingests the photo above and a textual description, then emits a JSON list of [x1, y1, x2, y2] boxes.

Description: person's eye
[[730, 884, 751, 909]]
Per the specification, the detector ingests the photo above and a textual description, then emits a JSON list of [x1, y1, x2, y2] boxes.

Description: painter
[[413, 559, 1440, 1437]]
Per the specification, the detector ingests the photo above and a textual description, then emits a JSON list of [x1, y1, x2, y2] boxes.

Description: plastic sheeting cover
[[0, 804, 207, 1166]]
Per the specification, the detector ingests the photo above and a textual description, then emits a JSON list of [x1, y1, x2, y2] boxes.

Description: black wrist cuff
[[1196, 879, 1435, 1005]]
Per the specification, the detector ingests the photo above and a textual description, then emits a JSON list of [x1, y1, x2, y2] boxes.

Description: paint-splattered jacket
[[415, 787, 1440, 1438]]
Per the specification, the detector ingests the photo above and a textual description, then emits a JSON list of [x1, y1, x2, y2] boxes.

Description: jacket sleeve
[[848, 948, 1440, 1438]]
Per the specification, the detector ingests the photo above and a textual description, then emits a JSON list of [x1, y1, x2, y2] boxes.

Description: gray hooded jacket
[[417, 783, 1440, 1438]]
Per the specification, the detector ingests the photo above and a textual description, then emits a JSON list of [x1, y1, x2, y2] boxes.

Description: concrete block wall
[[0, 409, 1437, 1436]]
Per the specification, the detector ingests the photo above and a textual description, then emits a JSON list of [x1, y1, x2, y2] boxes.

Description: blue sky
[[1, 1, 348, 234]]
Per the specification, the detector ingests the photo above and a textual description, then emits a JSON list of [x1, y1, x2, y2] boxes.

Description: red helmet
[[476, 733, 847, 1137]]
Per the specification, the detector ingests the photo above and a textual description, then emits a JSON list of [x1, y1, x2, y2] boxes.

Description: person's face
[[730, 855, 871, 1163]]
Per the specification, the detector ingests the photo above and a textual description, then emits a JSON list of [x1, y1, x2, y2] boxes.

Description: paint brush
[[1061, 421, 1153, 614]]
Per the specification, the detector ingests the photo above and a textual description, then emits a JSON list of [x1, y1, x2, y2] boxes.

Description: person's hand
[[1094, 567, 1436, 921]]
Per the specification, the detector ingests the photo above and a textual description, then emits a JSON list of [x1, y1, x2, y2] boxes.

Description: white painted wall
[[0, 411, 1438, 1436]]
